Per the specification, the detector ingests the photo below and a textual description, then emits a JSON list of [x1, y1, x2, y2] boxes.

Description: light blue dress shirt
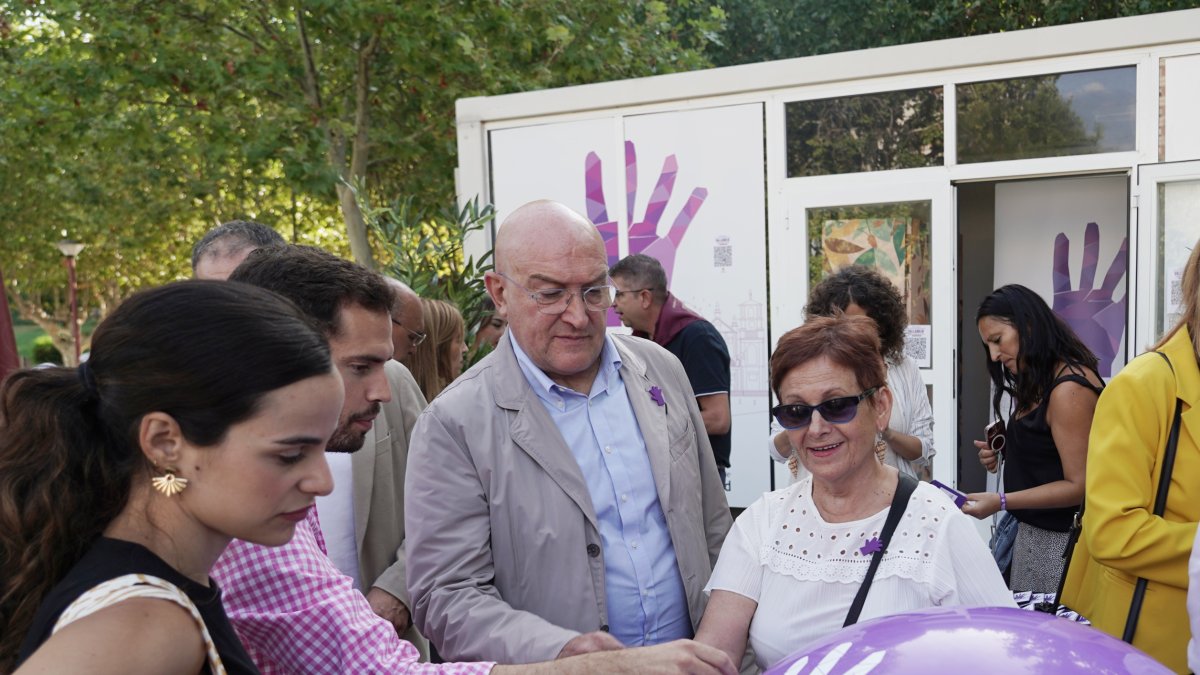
[[511, 335, 691, 646]]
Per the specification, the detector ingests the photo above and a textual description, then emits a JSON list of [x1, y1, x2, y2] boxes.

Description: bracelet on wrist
[[999, 492, 1007, 511]]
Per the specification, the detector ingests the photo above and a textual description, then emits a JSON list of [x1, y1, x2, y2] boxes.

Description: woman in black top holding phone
[[963, 284, 1103, 594]]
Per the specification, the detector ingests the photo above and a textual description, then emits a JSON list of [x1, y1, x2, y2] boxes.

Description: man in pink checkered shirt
[[209, 245, 489, 674], [208, 245, 734, 675]]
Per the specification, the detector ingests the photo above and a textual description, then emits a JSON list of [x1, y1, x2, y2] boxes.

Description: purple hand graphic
[[585, 141, 707, 325], [1051, 222, 1128, 377]]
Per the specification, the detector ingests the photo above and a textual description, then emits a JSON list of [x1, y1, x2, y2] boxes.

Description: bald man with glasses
[[385, 278, 428, 367], [405, 200, 731, 665]]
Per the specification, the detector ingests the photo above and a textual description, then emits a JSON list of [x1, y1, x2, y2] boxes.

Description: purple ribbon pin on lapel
[[648, 386, 665, 407], [860, 537, 882, 556]]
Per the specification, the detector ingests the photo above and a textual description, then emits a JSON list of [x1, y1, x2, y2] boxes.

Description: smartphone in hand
[[931, 479, 968, 509]]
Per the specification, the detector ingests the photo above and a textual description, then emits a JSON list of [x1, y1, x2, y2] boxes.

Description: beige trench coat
[[406, 333, 732, 664]]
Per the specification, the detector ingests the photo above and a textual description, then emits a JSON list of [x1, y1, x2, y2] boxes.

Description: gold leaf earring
[[152, 469, 188, 497]]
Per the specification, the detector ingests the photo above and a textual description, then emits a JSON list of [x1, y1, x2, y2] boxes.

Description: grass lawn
[[14, 323, 47, 362]]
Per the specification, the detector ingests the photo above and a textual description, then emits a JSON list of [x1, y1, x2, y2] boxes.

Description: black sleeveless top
[[17, 537, 259, 674], [1005, 369, 1103, 531]]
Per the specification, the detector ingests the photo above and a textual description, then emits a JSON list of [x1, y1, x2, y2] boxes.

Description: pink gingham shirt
[[212, 508, 495, 675]]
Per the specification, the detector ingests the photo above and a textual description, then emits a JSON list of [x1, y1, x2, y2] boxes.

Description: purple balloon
[[764, 606, 1169, 675]]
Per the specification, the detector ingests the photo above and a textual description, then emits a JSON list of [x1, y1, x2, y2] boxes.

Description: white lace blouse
[[705, 476, 1014, 670]]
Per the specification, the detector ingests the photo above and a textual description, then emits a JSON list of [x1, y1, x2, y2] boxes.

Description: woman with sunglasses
[[770, 266, 934, 481], [695, 315, 1011, 671], [963, 285, 1103, 596]]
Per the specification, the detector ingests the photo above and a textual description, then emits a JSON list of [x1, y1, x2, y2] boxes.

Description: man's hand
[[556, 631, 624, 659], [509, 639, 735, 675], [610, 640, 737, 675], [365, 587, 411, 635]]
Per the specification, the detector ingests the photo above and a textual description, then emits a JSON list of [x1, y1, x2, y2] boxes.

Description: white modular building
[[455, 10, 1200, 506]]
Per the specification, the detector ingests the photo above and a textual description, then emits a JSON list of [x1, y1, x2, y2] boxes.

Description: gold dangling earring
[[875, 432, 887, 463], [152, 468, 188, 497]]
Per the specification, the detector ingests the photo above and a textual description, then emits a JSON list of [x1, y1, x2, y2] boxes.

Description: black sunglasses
[[771, 387, 879, 430]]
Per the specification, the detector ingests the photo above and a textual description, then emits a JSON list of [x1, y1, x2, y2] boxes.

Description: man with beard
[[210, 245, 435, 672]]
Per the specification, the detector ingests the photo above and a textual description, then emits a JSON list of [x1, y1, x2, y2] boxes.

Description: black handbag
[[1121, 350, 1183, 643]]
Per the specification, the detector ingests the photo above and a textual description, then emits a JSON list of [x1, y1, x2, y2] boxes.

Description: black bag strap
[[844, 473, 919, 627], [1041, 364, 1108, 611], [1123, 351, 1182, 643], [1038, 502, 1084, 613]]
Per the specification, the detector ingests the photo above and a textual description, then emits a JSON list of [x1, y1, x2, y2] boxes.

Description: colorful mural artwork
[[1051, 221, 1128, 377], [817, 217, 933, 326]]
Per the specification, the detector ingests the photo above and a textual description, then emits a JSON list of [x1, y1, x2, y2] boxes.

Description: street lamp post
[[56, 239, 86, 364]]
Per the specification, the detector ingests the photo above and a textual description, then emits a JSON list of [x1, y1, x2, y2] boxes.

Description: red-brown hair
[[770, 315, 887, 398]]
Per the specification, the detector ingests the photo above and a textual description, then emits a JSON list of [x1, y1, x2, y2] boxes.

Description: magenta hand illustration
[[1052, 222, 1128, 377], [585, 141, 707, 325]]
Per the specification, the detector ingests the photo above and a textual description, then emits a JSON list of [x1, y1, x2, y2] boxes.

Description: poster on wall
[[623, 104, 768, 508], [994, 176, 1129, 378], [490, 117, 621, 229], [488, 104, 769, 507], [818, 216, 932, 326]]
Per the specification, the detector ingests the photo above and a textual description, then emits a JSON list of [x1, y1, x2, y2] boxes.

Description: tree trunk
[[8, 292, 77, 366], [294, 9, 378, 269]]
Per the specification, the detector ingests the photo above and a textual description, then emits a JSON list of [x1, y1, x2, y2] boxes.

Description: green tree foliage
[[786, 87, 944, 177], [0, 1, 723, 362], [705, 0, 1199, 67], [957, 76, 1100, 163], [368, 195, 495, 367], [30, 335, 62, 366]]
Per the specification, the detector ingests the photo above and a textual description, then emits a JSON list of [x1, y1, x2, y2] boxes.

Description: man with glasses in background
[[405, 200, 731, 665], [385, 278, 427, 367]]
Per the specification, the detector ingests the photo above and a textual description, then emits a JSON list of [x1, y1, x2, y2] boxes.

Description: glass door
[[1135, 161, 1200, 350], [772, 177, 955, 487]]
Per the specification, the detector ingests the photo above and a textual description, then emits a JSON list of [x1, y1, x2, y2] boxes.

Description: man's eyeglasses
[[497, 272, 615, 315], [770, 387, 879, 430], [390, 318, 427, 346], [613, 288, 650, 299]]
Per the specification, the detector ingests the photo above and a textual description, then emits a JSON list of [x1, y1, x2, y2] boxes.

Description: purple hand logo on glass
[[1051, 222, 1128, 377], [585, 141, 707, 326]]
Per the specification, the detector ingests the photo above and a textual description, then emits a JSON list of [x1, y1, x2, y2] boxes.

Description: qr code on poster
[[713, 236, 732, 269], [903, 329, 929, 365]]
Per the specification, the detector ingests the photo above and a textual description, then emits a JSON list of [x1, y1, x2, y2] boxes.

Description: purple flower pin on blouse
[[648, 386, 665, 407], [860, 537, 883, 556]]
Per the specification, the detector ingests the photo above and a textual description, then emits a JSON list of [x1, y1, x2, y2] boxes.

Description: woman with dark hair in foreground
[[3, 281, 341, 673]]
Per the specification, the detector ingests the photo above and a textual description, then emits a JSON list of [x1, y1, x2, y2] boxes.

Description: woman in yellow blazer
[[1062, 240, 1200, 673]]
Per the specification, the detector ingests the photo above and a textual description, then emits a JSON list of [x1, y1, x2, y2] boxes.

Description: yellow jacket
[[1061, 327, 1200, 673]]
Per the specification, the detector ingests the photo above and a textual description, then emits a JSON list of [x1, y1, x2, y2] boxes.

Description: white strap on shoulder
[[53, 573, 226, 674]]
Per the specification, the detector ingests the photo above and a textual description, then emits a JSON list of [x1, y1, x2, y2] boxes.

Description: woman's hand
[[962, 492, 1002, 519], [975, 439, 999, 473]]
